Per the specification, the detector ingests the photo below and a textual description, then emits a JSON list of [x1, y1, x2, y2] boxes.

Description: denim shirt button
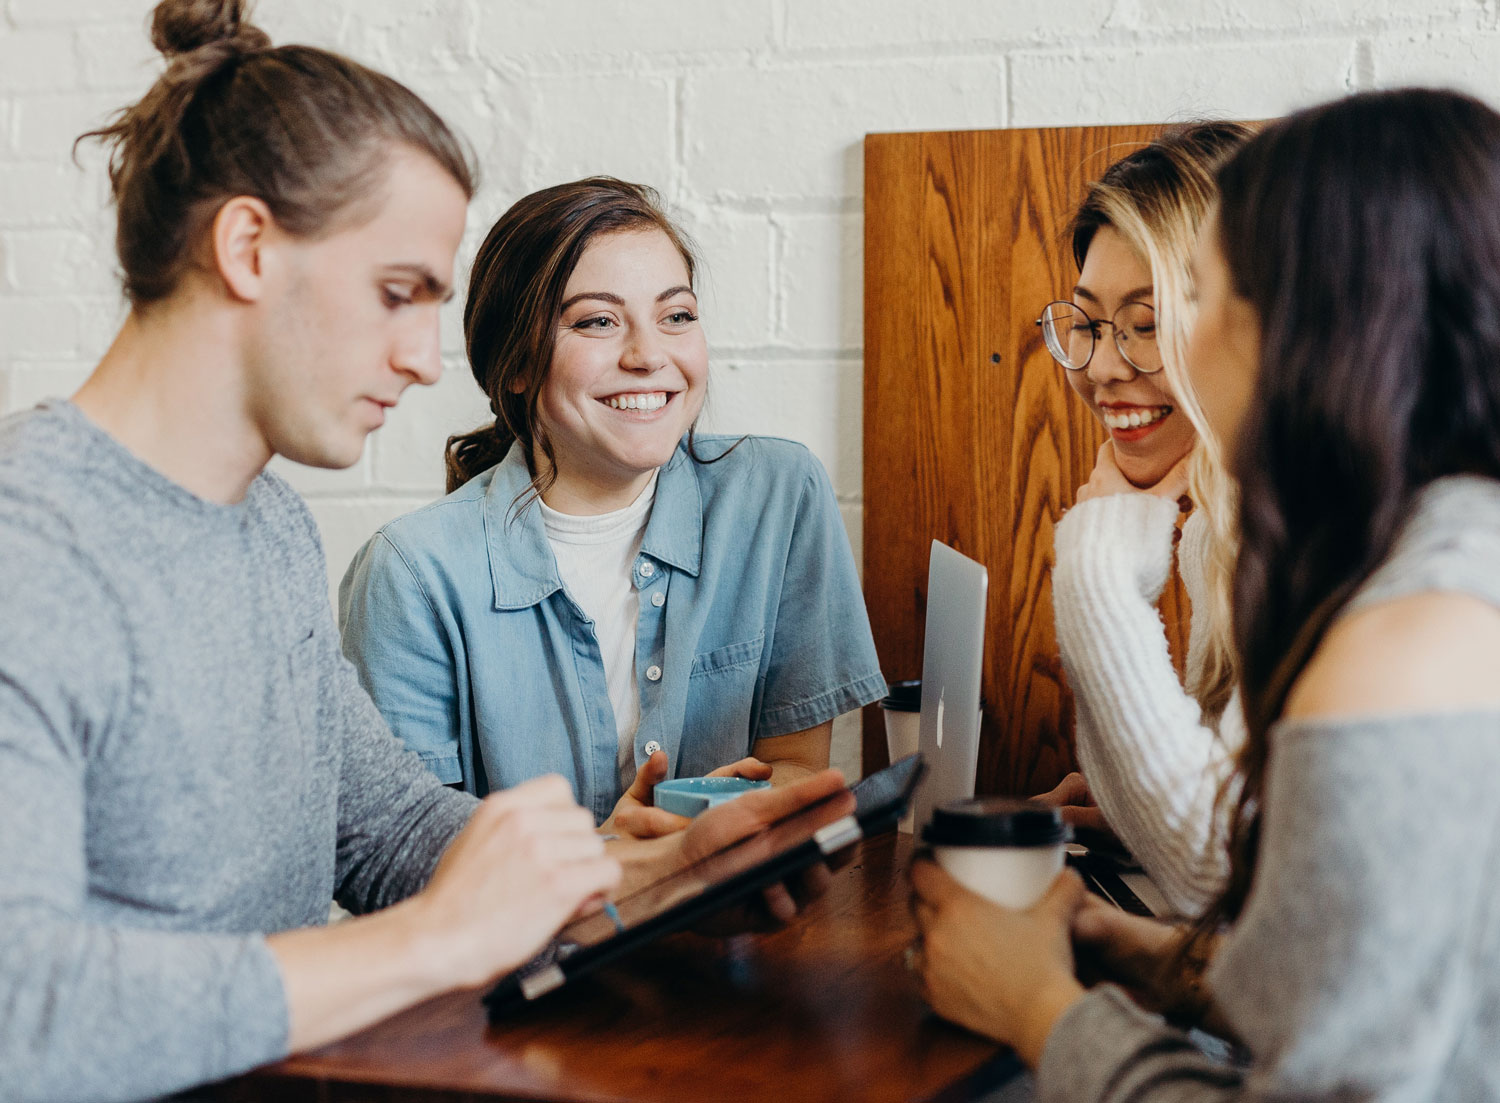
[[638, 560, 656, 578], [650, 592, 666, 608], [644, 740, 662, 755], [646, 664, 662, 682]]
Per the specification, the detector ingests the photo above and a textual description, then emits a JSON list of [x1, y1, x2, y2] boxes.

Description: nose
[[619, 322, 667, 374], [393, 314, 443, 387], [1084, 327, 1137, 386]]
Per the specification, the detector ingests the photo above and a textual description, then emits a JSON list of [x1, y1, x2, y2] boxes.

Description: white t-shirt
[[540, 473, 658, 791]]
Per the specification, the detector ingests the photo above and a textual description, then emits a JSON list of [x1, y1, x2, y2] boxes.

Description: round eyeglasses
[[1035, 300, 1162, 374]]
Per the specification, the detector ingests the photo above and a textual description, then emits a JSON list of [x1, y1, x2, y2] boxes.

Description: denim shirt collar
[[483, 439, 703, 610]]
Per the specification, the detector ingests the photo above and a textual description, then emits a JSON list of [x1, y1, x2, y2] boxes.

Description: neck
[[72, 298, 271, 505], [535, 450, 657, 516]]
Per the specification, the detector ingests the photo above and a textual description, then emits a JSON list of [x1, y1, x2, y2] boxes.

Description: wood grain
[[203, 834, 1010, 1103], [862, 124, 1191, 795]]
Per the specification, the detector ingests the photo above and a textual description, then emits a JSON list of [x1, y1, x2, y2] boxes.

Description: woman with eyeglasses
[[1034, 123, 1251, 917], [914, 86, 1500, 1101]]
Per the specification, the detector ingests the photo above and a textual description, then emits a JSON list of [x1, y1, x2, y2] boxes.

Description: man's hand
[[271, 775, 619, 1054], [411, 775, 621, 990], [600, 751, 774, 839]]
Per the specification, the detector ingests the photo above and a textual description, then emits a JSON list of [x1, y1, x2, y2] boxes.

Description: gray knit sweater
[[1040, 475, 1500, 1101], [0, 401, 477, 1103]]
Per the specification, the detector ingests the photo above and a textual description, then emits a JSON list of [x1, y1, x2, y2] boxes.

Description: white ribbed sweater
[[1051, 493, 1242, 916]]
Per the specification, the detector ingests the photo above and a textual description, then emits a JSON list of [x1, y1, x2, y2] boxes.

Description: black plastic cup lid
[[922, 798, 1070, 848], [879, 678, 921, 712]]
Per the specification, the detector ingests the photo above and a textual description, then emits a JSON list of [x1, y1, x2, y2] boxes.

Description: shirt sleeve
[[339, 529, 466, 785], [0, 527, 289, 1103], [754, 448, 887, 739], [1051, 493, 1235, 915], [1039, 712, 1499, 1102], [326, 630, 478, 915]]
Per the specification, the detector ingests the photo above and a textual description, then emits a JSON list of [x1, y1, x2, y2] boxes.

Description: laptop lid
[[911, 541, 988, 834]]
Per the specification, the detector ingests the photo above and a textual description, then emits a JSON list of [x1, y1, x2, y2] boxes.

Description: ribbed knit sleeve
[[1052, 494, 1237, 915]]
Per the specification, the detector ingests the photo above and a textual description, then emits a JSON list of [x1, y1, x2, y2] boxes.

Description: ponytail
[[79, 0, 474, 306], [444, 423, 513, 494]]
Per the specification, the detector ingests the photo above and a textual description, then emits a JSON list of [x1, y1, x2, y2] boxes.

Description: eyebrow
[[385, 264, 455, 303], [1073, 283, 1154, 305], [560, 286, 697, 312]]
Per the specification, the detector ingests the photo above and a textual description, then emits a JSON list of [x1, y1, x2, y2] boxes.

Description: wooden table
[[205, 832, 1019, 1103]]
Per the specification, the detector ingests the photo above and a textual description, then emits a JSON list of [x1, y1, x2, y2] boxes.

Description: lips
[[361, 395, 398, 423]]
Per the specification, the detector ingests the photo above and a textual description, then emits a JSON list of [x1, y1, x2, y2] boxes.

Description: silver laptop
[[907, 543, 1173, 916], [911, 541, 988, 835]]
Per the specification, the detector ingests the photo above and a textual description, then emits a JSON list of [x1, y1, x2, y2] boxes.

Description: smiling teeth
[[1102, 405, 1171, 430], [604, 392, 668, 412]]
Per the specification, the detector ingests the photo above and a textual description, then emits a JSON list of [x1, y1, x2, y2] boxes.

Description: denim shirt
[[338, 434, 885, 822]]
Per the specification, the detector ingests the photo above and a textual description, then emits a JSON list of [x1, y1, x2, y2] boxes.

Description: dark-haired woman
[[340, 177, 884, 836], [913, 87, 1500, 1100]]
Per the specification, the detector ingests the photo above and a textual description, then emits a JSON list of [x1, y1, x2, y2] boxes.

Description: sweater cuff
[[215, 936, 293, 1078], [1054, 494, 1179, 603], [1037, 985, 1229, 1103]]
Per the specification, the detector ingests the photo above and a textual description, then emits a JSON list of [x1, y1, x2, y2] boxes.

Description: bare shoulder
[[1285, 591, 1500, 720]]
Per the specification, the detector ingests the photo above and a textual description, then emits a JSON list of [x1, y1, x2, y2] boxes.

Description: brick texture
[[1, 1, 1496, 776]]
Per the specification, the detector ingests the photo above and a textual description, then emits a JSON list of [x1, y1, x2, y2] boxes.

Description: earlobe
[[212, 196, 275, 304]]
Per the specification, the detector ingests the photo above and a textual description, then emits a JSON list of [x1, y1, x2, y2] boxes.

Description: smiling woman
[[1048, 226, 1195, 485], [338, 177, 886, 834], [1037, 122, 1253, 917]]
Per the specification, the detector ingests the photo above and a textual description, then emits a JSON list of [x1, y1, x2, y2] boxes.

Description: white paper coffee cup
[[923, 798, 1069, 909], [880, 680, 921, 832]]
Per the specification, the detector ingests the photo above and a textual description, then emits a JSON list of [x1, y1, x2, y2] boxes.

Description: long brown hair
[[79, 0, 475, 306], [446, 176, 705, 497], [1195, 89, 1500, 951]]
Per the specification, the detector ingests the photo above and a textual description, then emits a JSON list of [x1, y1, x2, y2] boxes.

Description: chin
[[1116, 447, 1186, 488], [278, 436, 365, 472], [616, 435, 683, 471]]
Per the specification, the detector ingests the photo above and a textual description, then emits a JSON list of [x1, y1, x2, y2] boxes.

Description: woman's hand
[[1074, 897, 1222, 1030], [609, 768, 852, 931], [1031, 771, 1111, 836], [1076, 441, 1193, 507], [1071, 891, 1181, 992], [600, 751, 774, 839], [910, 860, 1087, 1067]]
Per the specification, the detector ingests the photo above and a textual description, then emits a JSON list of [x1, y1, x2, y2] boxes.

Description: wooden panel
[[862, 124, 1190, 796]]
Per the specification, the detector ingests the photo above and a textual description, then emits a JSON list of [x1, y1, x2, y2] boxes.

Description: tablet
[[484, 753, 927, 1018]]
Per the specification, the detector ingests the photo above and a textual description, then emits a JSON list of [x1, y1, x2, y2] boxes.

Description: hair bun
[[150, 0, 270, 57]]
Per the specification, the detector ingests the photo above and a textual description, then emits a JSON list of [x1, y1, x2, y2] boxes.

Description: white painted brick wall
[[2, 0, 1496, 778]]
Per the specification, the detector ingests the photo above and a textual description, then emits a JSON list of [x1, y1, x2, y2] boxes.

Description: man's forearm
[[267, 895, 458, 1053]]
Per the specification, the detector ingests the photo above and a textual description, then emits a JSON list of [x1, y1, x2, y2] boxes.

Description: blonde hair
[[1069, 122, 1253, 722]]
